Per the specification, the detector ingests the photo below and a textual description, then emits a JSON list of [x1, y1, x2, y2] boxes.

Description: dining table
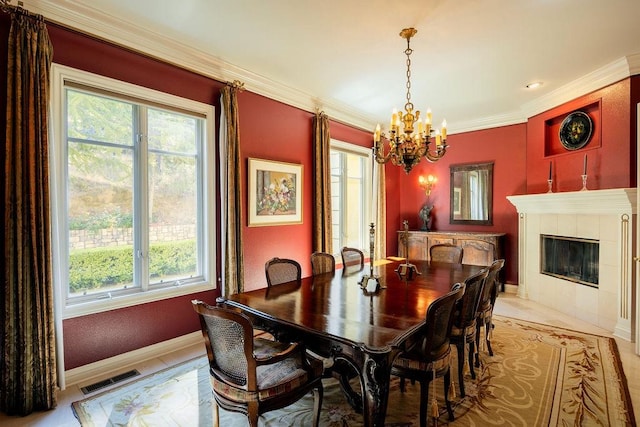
[[217, 259, 485, 427]]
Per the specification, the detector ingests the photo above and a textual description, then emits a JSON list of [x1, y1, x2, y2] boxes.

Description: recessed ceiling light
[[526, 82, 543, 89]]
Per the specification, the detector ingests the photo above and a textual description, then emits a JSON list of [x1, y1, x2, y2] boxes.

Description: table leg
[[360, 352, 393, 427]]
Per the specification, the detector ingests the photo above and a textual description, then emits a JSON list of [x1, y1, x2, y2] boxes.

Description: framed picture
[[248, 158, 303, 226]]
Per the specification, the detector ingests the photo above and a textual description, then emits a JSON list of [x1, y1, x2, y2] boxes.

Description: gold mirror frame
[[449, 162, 493, 225]]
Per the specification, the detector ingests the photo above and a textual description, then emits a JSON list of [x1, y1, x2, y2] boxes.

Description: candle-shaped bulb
[[374, 124, 381, 143], [417, 118, 424, 134], [391, 108, 398, 129], [441, 119, 447, 140], [428, 174, 435, 183], [419, 175, 425, 185], [435, 129, 442, 146], [426, 108, 432, 125]]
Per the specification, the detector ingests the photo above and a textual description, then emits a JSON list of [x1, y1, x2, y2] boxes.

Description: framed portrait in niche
[[248, 158, 303, 226]]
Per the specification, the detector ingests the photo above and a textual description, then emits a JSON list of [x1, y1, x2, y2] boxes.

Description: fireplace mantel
[[507, 188, 636, 215], [507, 188, 637, 342]]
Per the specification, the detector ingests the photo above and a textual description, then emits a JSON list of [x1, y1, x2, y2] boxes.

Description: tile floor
[[1, 292, 639, 426]]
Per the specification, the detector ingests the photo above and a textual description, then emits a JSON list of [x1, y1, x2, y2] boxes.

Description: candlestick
[[580, 174, 588, 191], [547, 179, 553, 193]]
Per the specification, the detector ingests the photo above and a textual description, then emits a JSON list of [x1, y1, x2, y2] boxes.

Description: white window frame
[[329, 139, 372, 256], [49, 64, 216, 320]]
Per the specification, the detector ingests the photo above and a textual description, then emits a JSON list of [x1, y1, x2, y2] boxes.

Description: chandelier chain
[[405, 40, 412, 108]]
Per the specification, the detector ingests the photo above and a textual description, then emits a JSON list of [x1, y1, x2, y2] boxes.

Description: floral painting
[[248, 158, 303, 226]]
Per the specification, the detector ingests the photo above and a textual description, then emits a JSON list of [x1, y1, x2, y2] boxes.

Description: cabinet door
[[398, 234, 428, 260]]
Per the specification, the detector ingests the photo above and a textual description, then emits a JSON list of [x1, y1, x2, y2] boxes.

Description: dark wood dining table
[[217, 259, 484, 427]]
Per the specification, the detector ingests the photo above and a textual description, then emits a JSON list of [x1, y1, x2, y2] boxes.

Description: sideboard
[[397, 230, 505, 267]]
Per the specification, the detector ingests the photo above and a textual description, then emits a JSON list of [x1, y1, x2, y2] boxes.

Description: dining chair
[[340, 247, 364, 269], [429, 244, 463, 264], [192, 300, 324, 427], [460, 240, 495, 266], [391, 283, 466, 427], [265, 257, 301, 287], [475, 258, 506, 367], [310, 251, 335, 275], [449, 268, 489, 397]]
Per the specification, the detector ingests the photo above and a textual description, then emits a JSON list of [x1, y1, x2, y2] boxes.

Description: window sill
[[61, 282, 215, 319]]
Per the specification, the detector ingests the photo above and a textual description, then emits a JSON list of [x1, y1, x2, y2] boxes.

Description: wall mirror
[[450, 162, 493, 225]]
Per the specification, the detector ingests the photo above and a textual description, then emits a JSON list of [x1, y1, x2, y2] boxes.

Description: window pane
[[67, 89, 133, 145], [148, 150, 199, 284], [67, 142, 135, 297], [147, 108, 197, 153]]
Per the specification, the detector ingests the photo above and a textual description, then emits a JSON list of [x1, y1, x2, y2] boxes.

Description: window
[[330, 140, 372, 256], [50, 65, 215, 317]]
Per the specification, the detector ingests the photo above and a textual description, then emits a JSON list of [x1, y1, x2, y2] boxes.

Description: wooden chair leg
[[312, 386, 323, 427], [444, 370, 454, 421], [212, 400, 219, 426], [486, 317, 494, 356], [455, 341, 466, 397], [467, 339, 476, 380], [247, 401, 259, 427], [418, 379, 429, 427]]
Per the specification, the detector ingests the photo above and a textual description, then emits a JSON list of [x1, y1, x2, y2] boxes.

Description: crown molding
[[520, 54, 640, 119], [21, 1, 640, 135]]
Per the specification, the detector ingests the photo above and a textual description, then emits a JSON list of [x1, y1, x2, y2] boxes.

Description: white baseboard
[[65, 331, 202, 387]]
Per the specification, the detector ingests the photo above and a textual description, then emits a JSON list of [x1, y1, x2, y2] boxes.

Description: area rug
[[72, 316, 636, 426]]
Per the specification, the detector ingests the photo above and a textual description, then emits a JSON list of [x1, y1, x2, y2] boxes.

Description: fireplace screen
[[540, 234, 599, 287]]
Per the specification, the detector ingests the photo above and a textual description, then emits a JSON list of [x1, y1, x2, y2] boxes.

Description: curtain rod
[[1, 0, 27, 14]]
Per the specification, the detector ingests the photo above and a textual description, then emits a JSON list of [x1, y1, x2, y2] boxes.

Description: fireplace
[[540, 235, 599, 287], [507, 188, 636, 343]]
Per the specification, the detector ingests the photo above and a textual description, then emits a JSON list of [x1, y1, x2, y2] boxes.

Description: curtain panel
[[1, 7, 57, 415], [312, 112, 332, 253], [220, 82, 245, 296]]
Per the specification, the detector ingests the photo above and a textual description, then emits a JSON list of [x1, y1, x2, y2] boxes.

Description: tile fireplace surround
[[507, 188, 637, 344]]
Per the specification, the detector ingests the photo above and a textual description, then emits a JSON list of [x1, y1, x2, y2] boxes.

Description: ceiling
[[26, 0, 640, 134]]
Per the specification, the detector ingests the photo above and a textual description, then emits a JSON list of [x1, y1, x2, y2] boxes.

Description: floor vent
[[81, 369, 140, 394]]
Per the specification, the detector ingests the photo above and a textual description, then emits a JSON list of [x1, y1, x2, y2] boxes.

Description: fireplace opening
[[540, 234, 599, 288]]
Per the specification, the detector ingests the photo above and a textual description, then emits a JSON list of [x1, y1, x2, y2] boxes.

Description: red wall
[[391, 124, 527, 285]]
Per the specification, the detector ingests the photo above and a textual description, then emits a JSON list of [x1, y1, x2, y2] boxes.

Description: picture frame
[[248, 158, 303, 226]]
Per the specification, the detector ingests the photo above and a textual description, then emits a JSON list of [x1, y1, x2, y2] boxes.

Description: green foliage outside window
[[69, 240, 196, 293]]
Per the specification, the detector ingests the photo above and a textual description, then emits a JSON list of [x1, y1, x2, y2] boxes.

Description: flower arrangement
[[258, 177, 295, 215]]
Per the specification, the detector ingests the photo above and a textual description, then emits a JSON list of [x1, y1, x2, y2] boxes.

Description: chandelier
[[373, 28, 448, 174]]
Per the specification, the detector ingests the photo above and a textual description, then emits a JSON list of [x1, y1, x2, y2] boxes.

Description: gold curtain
[[312, 111, 332, 253], [220, 82, 245, 295], [1, 7, 56, 415], [374, 162, 387, 260]]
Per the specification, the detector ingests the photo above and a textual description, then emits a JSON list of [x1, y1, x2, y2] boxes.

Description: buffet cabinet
[[397, 230, 505, 265]]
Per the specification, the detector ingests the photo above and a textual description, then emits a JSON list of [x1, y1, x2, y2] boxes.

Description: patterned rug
[[72, 316, 636, 426]]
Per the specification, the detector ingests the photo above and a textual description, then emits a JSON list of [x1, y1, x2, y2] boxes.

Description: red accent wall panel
[[239, 92, 315, 290], [392, 124, 527, 285], [527, 80, 633, 193]]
